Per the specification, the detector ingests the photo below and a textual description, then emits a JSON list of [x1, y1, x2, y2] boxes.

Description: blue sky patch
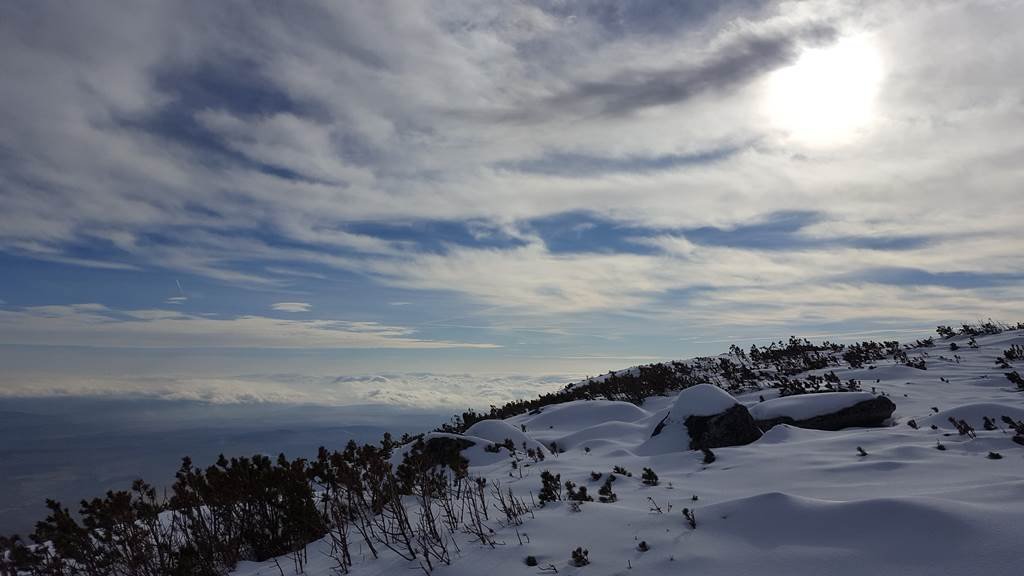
[[843, 267, 1024, 289], [525, 211, 660, 254], [348, 220, 527, 253]]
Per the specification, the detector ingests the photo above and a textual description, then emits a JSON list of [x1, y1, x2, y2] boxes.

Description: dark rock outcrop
[[755, 396, 896, 432], [642, 384, 762, 453], [682, 404, 763, 450]]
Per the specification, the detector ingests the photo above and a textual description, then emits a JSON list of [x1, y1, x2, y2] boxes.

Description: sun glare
[[763, 34, 884, 146]]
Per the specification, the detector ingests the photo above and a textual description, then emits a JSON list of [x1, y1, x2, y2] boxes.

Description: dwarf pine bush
[[565, 481, 593, 502], [598, 474, 617, 503], [683, 508, 697, 529], [1005, 371, 1024, 391], [571, 547, 590, 566], [538, 471, 562, 505]]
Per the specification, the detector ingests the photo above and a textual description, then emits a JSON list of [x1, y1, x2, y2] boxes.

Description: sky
[[1, 0, 1023, 409]]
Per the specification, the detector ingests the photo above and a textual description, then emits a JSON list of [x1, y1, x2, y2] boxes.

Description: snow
[[233, 329, 1024, 576], [463, 418, 549, 454], [508, 399, 649, 433], [635, 383, 739, 455], [667, 382, 739, 417], [748, 391, 878, 421], [755, 423, 834, 444], [550, 421, 650, 451]]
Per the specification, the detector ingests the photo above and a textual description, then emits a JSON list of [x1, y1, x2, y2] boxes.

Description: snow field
[[234, 330, 1024, 576]]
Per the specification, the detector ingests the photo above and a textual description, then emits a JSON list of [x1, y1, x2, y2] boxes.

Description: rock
[[683, 404, 763, 449], [754, 395, 896, 431], [639, 384, 762, 453]]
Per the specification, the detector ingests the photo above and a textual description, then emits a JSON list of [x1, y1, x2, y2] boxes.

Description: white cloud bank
[[0, 371, 568, 409]]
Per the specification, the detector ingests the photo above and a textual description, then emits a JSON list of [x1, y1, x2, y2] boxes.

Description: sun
[[763, 34, 885, 147]]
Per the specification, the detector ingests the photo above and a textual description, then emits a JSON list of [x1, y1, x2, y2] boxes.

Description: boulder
[[640, 384, 762, 453], [683, 404, 764, 449], [751, 393, 896, 431]]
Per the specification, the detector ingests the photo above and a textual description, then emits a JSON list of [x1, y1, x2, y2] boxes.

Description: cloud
[[672, 282, 1024, 330], [265, 267, 326, 280], [354, 223, 1024, 326], [0, 371, 569, 409], [271, 302, 312, 313], [498, 147, 741, 177], [529, 21, 837, 121], [0, 0, 1022, 338], [0, 304, 498, 349], [0, 2, 844, 263]]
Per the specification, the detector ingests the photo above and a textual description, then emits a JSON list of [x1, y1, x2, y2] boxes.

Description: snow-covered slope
[[233, 329, 1024, 576]]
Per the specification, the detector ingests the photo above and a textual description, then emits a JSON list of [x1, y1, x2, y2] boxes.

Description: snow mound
[[923, 402, 1024, 429], [683, 489, 1024, 575], [668, 383, 739, 417], [635, 384, 739, 455], [749, 392, 877, 421], [553, 421, 649, 451], [512, 399, 650, 432], [464, 419, 548, 454], [700, 492, 974, 557], [755, 423, 833, 444]]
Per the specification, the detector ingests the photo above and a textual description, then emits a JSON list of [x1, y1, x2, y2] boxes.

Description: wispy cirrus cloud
[[271, 302, 312, 313], [0, 0, 1022, 395], [0, 304, 497, 349]]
